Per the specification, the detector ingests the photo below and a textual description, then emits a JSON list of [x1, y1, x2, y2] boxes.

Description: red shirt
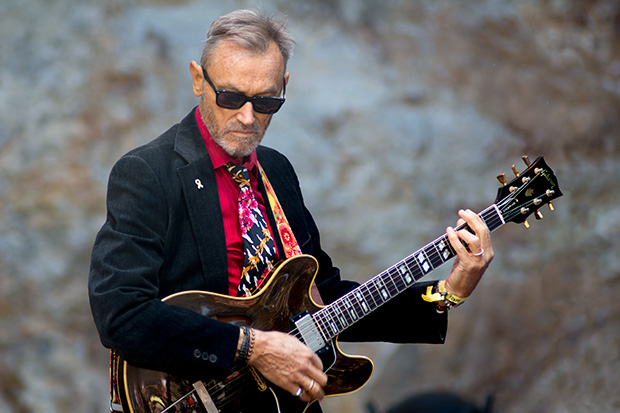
[[194, 107, 279, 296]]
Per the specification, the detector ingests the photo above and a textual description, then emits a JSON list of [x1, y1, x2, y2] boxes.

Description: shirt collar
[[195, 106, 258, 171]]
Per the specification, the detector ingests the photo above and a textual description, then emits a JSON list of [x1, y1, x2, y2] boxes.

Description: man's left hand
[[444, 209, 494, 298]]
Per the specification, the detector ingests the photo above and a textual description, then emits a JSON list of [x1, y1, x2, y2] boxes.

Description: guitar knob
[[534, 210, 543, 220], [523, 219, 530, 229], [548, 201, 555, 211], [511, 164, 520, 177]]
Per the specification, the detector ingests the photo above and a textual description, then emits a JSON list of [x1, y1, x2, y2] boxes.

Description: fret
[[382, 270, 400, 296], [398, 262, 415, 286], [433, 236, 455, 262], [416, 250, 433, 273], [332, 304, 348, 330], [314, 312, 328, 335], [354, 291, 370, 313], [360, 282, 378, 311], [328, 318, 338, 336], [367, 279, 382, 306], [424, 243, 444, 269], [374, 277, 391, 301], [388, 268, 403, 292], [339, 300, 355, 325], [389, 266, 407, 293], [344, 296, 359, 321], [483, 205, 504, 231], [404, 256, 424, 282]]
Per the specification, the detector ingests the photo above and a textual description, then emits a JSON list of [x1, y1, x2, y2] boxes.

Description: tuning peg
[[522, 155, 531, 167], [523, 219, 530, 229], [534, 210, 543, 220], [511, 164, 520, 177], [544, 190, 557, 211], [496, 173, 507, 185]]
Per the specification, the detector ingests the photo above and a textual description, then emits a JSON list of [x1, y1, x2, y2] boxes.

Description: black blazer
[[89, 108, 447, 379]]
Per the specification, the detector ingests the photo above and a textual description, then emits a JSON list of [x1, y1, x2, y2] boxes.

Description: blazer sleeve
[[88, 154, 239, 379]]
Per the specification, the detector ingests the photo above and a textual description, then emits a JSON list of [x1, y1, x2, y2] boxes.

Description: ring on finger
[[472, 248, 484, 257], [295, 387, 303, 397], [308, 379, 315, 391]]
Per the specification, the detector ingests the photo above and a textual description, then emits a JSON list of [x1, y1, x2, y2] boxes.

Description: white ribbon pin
[[195, 179, 204, 190]]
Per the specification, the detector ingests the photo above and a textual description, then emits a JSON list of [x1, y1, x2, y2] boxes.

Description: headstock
[[495, 155, 563, 227]]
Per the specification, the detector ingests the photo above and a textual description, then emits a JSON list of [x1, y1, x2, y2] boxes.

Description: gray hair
[[201, 9, 295, 70]]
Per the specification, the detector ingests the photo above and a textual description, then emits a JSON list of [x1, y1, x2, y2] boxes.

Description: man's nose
[[236, 102, 255, 125]]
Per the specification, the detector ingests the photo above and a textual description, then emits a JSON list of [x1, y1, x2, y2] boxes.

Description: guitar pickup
[[293, 311, 328, 353]]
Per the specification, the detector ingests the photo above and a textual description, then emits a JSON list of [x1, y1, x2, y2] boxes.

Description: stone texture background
[[0, 0, 619, 412]]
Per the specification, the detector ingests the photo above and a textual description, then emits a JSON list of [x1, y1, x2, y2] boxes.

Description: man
[[89, 9, 493, 412]]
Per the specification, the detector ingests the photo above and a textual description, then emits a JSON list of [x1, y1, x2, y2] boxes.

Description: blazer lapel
[[174, 110, 229, 294]]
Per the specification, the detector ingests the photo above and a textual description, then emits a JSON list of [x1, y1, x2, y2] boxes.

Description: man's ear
[[189, 61, 204, 97], [284, 71, 290, 87]]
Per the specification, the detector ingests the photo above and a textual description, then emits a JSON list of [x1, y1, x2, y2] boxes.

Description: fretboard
[[312, 204, 505, 341]]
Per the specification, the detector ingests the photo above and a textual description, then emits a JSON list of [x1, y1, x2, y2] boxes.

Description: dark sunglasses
[[202, 67, 286, 114]]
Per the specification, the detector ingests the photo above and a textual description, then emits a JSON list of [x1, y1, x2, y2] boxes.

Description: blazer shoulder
[[256, 145, 294, 171], [121, 108, 200, 164]]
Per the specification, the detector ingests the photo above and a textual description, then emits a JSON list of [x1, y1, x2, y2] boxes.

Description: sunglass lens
[[253, 98, 284, 114], [217, 92, 245, 109]]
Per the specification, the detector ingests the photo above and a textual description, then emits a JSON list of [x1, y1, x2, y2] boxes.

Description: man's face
[[193, 40, 288, 160]]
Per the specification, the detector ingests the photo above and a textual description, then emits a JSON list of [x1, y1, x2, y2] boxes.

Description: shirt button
[[209, 354, 218, 363], [194, 349, 201, 359], [202, 352, 210, 361]]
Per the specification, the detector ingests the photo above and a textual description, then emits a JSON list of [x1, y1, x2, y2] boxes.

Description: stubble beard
[[201, 103, 270, 160]]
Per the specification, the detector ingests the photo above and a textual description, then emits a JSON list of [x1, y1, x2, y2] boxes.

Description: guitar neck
[[313, 204, 505, 340]]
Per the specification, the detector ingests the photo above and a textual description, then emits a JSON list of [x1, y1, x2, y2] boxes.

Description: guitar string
[[203, 315, 320, 408], [213, 208, 505, 406], [302, 174, 552, 400], [208, 325, 313, 410], [200, 328, 310, 409], [188, 186, 545, 409], [202, 367, 258, 409], [311, 204, 508, 337], [311, 206, 495, 332], [274, 184, 544, 399]]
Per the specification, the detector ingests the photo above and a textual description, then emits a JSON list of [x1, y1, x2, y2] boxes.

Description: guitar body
[[116, 255, 374, 413]]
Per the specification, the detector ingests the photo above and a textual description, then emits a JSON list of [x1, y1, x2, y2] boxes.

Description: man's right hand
[[247, 329, 328, 403]]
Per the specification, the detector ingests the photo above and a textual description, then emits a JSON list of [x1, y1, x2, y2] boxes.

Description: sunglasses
[[202, 67, 286, 114]]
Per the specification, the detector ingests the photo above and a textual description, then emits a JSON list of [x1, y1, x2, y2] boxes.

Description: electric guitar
[[114, 156, 562, 413]]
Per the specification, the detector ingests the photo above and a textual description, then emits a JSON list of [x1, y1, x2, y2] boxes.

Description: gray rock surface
[[1, 1, 618, 412]]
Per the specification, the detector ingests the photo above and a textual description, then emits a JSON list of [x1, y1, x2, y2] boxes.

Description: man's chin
[[212, 131, 264, 160], [223, 141, 261, 160]]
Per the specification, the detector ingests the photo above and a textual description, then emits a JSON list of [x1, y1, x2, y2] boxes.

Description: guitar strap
[[107, 161, 311, 412], [258, 162, 324, 306], [256, 161, 302, 258]]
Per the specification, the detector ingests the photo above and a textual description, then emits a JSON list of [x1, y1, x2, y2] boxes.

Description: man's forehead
[[207, 41, 285, 92], [209, 40, 284, 70]]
